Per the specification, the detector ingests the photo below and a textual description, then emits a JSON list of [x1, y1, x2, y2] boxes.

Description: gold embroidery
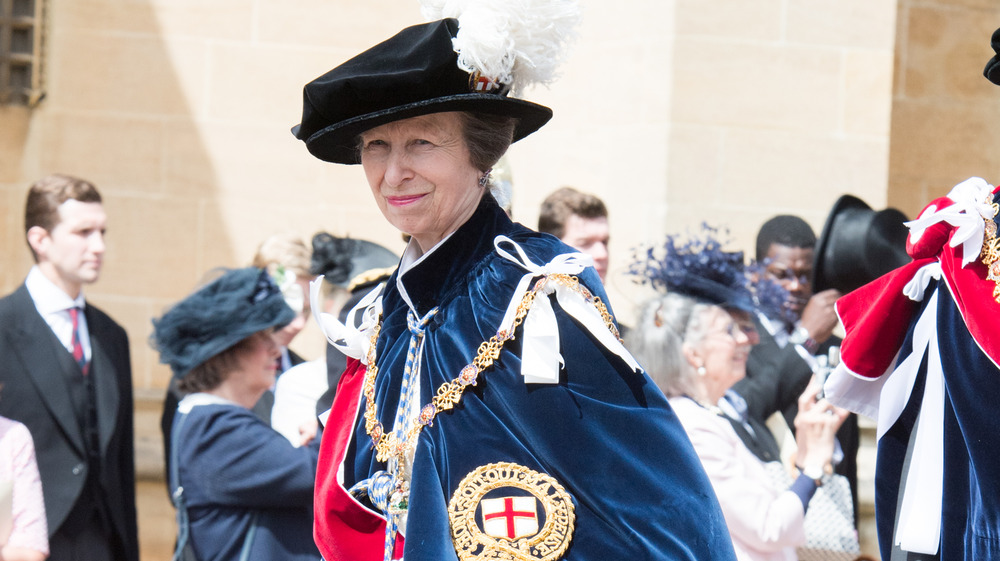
[[979, 196, 1000, 303], [449, 462, 575, 561], [362, 273, 620, 465]]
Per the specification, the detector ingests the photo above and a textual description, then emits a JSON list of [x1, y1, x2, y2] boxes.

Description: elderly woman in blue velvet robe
[[291, 8, 736, 561]]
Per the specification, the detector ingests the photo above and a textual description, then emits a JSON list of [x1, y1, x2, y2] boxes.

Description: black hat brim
[[294, 93, 552, 165], [813, 194, 909, 294]]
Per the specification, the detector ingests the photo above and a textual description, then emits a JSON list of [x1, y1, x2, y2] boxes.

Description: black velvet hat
[[812, 195, 910, 294], [151, 267, 295, 379], [293, 18, 554, 165]]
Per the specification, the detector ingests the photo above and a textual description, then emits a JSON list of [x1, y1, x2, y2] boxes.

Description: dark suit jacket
[[731, 316, 859, 523], [0, 284, 139, 560]]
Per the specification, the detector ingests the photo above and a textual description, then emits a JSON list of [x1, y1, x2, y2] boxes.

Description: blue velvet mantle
[[876, 279, 1000, 560], [341, 197, 736, 560]]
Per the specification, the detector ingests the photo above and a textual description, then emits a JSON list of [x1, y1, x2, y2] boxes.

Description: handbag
[[763, 462, 860, 561]]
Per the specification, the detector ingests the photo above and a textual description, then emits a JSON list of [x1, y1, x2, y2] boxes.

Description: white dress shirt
[[24, 266, 92, 363]]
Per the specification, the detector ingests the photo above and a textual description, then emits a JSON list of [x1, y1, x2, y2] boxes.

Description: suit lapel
[[87, 309, 120, 457], [8, 286, 87, 455]]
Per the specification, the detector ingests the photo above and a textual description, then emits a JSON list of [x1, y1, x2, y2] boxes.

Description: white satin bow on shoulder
[[309, 276, 384, 361], [494, 235, 642, 384]]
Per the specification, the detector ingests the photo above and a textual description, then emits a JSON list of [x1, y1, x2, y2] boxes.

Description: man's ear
[[26, 226, 50, 259]]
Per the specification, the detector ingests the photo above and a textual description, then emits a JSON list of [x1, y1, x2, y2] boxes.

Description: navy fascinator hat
[[151, 267, 295, 380], [629, 225, 788, 320]]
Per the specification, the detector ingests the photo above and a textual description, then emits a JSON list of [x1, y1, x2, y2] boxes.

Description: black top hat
[[309, 233, 399, 290], [812, 195, 910, 294], [293, 19, 553, 165], [151, 268, 295, 379], [984, 27, 1000, 85]]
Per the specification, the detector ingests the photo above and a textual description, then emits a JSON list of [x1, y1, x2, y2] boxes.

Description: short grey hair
[[627, 293, 718, 397]]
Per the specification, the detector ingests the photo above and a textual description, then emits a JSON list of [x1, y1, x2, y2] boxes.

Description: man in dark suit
[[731, 215, 859, 522], [0, 174, 139, 561]]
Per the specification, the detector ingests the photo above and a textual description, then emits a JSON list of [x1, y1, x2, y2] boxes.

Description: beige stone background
[[3, 0, 1000, 559]]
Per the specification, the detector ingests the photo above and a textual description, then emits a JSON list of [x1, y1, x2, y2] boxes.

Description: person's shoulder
[[85, 301, 128, 338], [0, 416, 31, 439], [0, 285, 30, 317]]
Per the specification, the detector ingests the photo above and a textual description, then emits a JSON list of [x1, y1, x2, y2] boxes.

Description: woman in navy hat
[[151, 267, 321, 561], [294, 3, 736, 560]]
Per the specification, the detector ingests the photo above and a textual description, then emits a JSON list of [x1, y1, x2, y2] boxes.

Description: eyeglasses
[[708, 320, 757, 342]]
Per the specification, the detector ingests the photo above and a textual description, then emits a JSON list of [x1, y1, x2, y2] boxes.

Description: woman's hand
[[298, 418, 319, 447], [793, 376, 850, 473]]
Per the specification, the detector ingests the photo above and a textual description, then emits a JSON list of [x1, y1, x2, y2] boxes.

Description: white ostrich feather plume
[[420, 0, 581, 96]]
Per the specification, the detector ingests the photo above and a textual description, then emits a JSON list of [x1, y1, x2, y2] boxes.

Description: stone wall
[[5, 0, 983, 559]]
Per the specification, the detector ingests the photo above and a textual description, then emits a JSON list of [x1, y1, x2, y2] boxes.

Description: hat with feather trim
[[293, 0, 580, 164], [150, 267, 295, 379], [628, 224, 789, 320], [309, 233, 399, 289]]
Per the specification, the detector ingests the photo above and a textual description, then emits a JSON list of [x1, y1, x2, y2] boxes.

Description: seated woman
[[627, 229, 849, 561], [151, 267, 321, 561]]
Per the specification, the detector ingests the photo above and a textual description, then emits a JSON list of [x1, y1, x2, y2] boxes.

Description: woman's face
[[234, 331, 281, 396], [359, 112, 485, 252], [691, 307, 756, 398]]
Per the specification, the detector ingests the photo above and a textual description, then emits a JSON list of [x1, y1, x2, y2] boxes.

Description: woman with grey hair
[[628, 228, 849, 561]]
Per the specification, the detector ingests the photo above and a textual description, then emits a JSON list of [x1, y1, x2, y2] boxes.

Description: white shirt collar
[[177, 392, 239, 414], [25, 266, 86, 314]]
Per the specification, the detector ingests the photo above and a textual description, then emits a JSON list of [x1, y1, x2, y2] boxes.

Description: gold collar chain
[[979, 194, 1000, 303], [361, 273, 620, 465]]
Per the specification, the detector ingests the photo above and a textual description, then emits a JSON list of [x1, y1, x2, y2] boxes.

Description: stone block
[[718, 128, 889, 215], [206, 45, 345, 125], [0, 106, 30, 182], [36, 114, 164, 194], [164, 120, 333, 203], [51, 31, 206, 116], [902, 5, 1000, 101], [57, 0, 253, 40], [95, 195, 203, 301], [889, 100, 1000, 189], [676, 0, 783, 41], [256, 0, 420, 48], [787, 0, 896, 50], [668, 124, 725, 207], [844, 51, 895, 137], [673, 39, 842, 132]]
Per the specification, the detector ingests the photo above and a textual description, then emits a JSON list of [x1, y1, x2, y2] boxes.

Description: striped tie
[[68, 307, 89, 375]]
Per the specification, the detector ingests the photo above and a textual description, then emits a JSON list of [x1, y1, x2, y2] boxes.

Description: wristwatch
[[789, 326, 819, 354], [800, 464, 830, 487]]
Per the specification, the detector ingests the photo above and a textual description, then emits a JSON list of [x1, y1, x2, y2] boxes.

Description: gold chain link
[[980, 199, 1000, 303], [360, 274, 621, 464]]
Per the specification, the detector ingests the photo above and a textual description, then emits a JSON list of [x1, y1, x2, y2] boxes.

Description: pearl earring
[[696, 365, 707, 377]]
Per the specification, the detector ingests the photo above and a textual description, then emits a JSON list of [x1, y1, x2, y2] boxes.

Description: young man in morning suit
[[0, 175, 139, 561]]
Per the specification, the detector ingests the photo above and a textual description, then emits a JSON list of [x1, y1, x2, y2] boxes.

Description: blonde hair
[[251, 233, 312, 278]]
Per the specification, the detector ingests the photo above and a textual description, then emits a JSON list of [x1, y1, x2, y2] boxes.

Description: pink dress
[[0, 416, 48, 555]]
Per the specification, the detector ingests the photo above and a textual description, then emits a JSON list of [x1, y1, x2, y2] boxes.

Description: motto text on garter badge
[[449, 462, 575, 561]]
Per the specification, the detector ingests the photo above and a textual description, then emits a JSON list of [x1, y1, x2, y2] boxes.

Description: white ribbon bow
[[904, 176, 995, 266], [309, 276, 384, 361], [493, 235, 642, 384]]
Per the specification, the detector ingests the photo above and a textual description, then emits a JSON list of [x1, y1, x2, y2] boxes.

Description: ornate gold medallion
[[449, 462, 575, 561]]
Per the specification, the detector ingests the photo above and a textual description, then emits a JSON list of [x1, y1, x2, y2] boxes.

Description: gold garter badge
[[449, 462, 575, 561]]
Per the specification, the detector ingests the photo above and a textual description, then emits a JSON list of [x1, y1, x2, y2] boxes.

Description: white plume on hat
[[420, 0, 581, 96]]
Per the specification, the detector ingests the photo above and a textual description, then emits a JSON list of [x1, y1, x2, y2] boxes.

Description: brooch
[[449, 462, 575, 561]]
